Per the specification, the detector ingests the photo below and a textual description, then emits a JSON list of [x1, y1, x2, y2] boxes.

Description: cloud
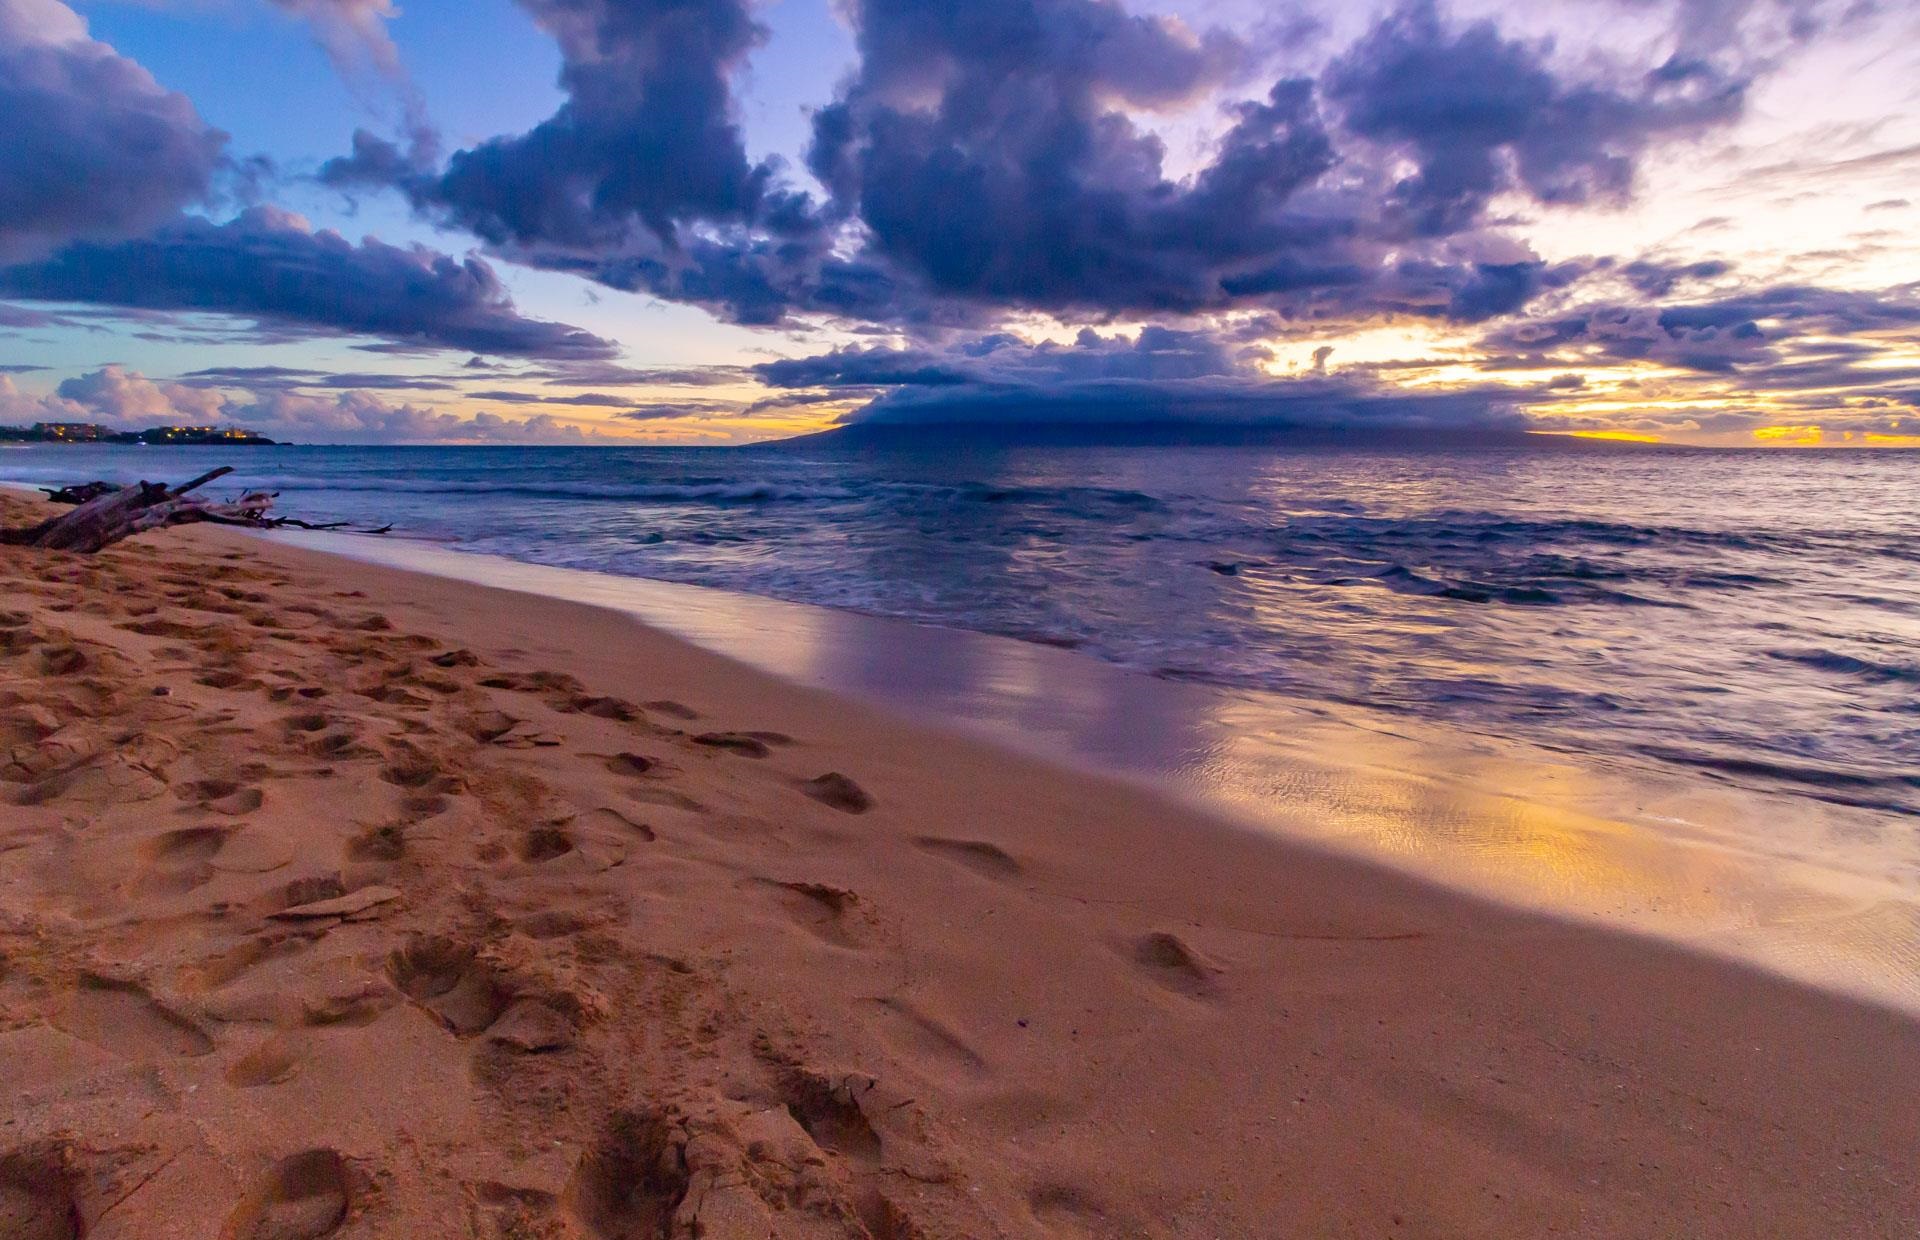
[[525, 361, 755, 387], [321, 0, 1753, 331], [616, 401, 741, 421], [330, 0, 771, 247], [55, 364, 225, 423], [2, 364, 617, 443], [1614, 258, 1734, 296], [800, 0, 1252, 312], [755, 326, 1531, 431], [0, 371, 79, 422], [0, 206, 617, 358], [273, 0, 436, 165], [0, 0, 228, 264], [1323, 2, 1745, 236], [1480, 281, 1920, 375], [176, 365, 462, 392], [231, 390, 616, 444]]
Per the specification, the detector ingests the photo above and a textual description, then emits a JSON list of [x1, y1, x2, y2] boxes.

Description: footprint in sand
[[54, 974, 215, 1060], [346, 822, 407, 862], [196, 669, 262, 692], [188, 934, 305, 991], [143, 825, 228, 865], [601, 752, 657, 778], [913, 836, 1023, 881], [386, 938, 509, 1036], [225, 1032, 303, 1087], [1128, 931, 1221, 999], [0, 1142, 83, 1240], [518, 824, 577, 864], [516, 821, 627, 873], [38, 646, 88, 676], [799, 772, 872, 814], [560, 694, 643, 721], [1027, 1184, 1117, 1237], [762, 1059, 884, 1166], [307, 729, 373, 761], [626, 786, 705, 813], [479, 669, 584, 695], [565, 1110, 690, 1240], [221, 1150, 349, 1240], [399, 793, 451, 821], [644, 699, 699, 720], [183, 779, 265, 816], [460, 710, 519, 743], [130, 825, 228, 896], [572, 807, 656, 844], [378, 749, 460, 794], [271, 875, 347, 912], [759, 880, 867, 947], [692, 731, 793, 758]]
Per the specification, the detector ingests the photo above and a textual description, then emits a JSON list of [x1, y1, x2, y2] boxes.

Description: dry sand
[[0, 490, 1916, 1239]]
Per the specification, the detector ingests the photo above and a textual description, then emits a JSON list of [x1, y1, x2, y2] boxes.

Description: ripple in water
[[4, 439, 1916, 811]]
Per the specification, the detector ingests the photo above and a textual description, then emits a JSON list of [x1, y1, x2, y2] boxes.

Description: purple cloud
[[0, 0, 227, 264]]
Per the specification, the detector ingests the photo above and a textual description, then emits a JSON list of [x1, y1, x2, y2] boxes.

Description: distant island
[[0, 421, 276, 446], [773, 420, 1667, 451]]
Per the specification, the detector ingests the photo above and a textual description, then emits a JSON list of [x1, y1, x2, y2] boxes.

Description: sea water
[[4, 438, 1916, 816]]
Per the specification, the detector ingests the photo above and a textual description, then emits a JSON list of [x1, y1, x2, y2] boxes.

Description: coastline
[[274, 526, 1920, 1018], [2, 492, 1916, 1236]]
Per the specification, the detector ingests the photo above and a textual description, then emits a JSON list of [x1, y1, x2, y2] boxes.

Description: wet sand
[[1, 490, 1916, 1238], [282, 531, 1920, 1016]]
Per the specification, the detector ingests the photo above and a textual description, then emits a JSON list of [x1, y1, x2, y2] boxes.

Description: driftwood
[[40, 481, 122, 505], [2, 467, 277, 552]]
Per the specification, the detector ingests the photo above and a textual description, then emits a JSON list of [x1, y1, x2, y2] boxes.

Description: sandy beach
[[2, 488, 1917, 1239]]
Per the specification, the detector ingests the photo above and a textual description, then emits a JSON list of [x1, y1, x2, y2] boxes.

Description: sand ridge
[[0, 492, 1917, 1238]]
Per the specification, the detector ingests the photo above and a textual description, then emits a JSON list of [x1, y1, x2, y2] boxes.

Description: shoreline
[[2, 493, 1916, 1236], [272, 525, 1920, 1018]]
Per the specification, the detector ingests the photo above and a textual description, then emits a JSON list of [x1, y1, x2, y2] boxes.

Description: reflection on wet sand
[[281, 529, 1920, 1012]]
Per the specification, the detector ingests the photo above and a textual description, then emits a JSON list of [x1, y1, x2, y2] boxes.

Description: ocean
[[4, 437, 1917, 817]]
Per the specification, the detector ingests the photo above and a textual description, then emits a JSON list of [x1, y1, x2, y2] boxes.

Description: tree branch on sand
[[3, 467, 377, 552]]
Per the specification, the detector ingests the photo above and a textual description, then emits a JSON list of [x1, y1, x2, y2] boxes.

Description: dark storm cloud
[[329, 0, 775, 251], [776, 0, 1743, 319], [755, 326, 1530, 430], [0, 2, 228, 264], [322, 0, 1747, 331], [1323, 2, 1745, 237], [801, 0, 1257, 311], [319, 0, 896, 327], [0, 207, 617, 359]]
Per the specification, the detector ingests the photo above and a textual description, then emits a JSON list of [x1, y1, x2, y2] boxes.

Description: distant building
[[138, 425, 274, 445], [0, 422, 276, 445], [30, 422, 112, 441]]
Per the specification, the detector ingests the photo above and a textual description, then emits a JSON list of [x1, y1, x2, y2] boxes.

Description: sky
[[1, 0, 1918, 446]]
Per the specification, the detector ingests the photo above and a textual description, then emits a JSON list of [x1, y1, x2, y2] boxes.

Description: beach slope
[[0, 492, 1915, 1239]]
